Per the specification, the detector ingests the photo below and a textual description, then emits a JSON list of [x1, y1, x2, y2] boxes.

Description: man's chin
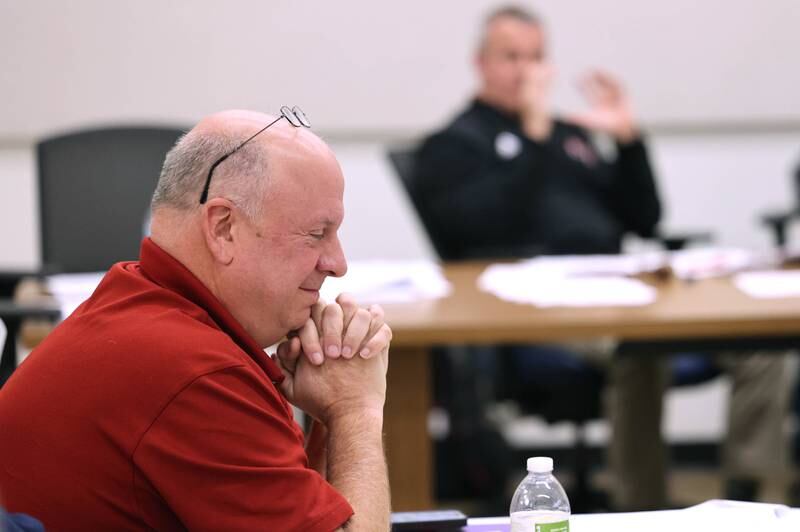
[[288, 307, 313, 332]]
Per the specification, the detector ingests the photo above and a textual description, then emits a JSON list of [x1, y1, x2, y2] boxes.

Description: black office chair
[[0, 126, 185, 387], [387, 148, 452, 259], [37, 126, 185, 273], [759, 161, 800, 254], [498, 344, 606, 511]]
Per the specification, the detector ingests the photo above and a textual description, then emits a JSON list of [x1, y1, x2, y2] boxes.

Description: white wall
[[0, 148, 39, 269], [649, 132, 798, 249], [2, 0, 799, 138]]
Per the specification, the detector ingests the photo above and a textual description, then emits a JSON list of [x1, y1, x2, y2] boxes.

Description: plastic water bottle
[[509, 456, 571, 532]]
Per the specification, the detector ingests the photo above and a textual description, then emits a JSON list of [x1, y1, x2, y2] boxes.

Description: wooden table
[[382, 262, 800, 510]]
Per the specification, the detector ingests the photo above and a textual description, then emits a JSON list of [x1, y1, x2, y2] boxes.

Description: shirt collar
[[472, 97, 523, 127], [138, 237, 284, 384]]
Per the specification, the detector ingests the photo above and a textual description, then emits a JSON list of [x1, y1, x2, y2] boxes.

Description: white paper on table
[[499, 248, 766, 283], [570, 509, 683, 532], [478, 261, 656, 308], [564, 500, 794, 532], [575, 500, 800, 532], [681, 499, 798, 531], [516, 253, 662, 277], [669, 247, 759, 281], [734, 270, 800, 299], [568, 506, 793, 532], [47, 272, 106, 320], [320, 259, 451, 305], [469, 500, 799, 531]]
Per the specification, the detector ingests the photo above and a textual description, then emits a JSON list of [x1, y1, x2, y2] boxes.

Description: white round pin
[[495, 131, 522, 159]]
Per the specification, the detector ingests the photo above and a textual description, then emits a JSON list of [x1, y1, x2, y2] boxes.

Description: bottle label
[[511, 511, 569, 532], [511, 517, 569, 532], [535, 521, 569, 532]]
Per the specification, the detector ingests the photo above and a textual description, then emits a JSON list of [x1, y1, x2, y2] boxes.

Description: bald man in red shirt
[[0, 108, 392, 531]]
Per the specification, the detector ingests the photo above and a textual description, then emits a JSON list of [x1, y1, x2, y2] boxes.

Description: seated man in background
[[0, 109, 391, 531], [413, 5, 793, 509]]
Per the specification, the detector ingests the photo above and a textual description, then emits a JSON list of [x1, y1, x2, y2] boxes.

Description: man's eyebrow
[[319, 215, 344, 227]]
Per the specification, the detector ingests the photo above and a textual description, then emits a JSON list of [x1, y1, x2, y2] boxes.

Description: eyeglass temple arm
[[198, 114, 286, 204], [199, 156, 231, 204]]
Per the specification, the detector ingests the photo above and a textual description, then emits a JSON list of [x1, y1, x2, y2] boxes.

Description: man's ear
[[474, 51, 489, 78], [201, 198, 237, 265]]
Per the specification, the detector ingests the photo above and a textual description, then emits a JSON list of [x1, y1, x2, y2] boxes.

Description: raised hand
[[568, 70, 638, 143]]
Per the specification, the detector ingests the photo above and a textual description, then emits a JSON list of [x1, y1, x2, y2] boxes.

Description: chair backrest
[[387, 147, 549, 260], [386, 147, 450, 259], [37, 126, 185, 273], [794, 157, 800, 209]]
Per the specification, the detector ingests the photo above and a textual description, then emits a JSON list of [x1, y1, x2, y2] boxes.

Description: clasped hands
[[272, 294, 392, 424]]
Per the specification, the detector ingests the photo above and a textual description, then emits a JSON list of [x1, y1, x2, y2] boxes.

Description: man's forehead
[[486, 17, 542, 46], [262, 130, 345, 204], [274, 154, 344, 195], [273, 182, 345, 231]]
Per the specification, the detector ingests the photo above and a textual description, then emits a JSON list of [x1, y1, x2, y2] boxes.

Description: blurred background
[[2, 0, 800, 514], [1, 0, 799, 266]]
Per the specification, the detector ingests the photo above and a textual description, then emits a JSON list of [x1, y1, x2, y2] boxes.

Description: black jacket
[[412, 99, 662, 260]]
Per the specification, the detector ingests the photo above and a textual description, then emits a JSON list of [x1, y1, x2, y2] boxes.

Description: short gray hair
[[151, 129, 269, 221], [478, 5, 543, 52]]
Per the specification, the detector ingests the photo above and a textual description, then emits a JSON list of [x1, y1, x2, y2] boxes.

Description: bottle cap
[[527, 456, 553, 473]]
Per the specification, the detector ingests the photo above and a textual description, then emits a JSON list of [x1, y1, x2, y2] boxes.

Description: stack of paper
[[320, 259, 451, 305], [515, 253, 665, 277], [465, 499, 800, 531], [478, 259, 657, 308], [573, 500, 798, 531], [734, 270, 800, 299], [669, 247, 758, 281]]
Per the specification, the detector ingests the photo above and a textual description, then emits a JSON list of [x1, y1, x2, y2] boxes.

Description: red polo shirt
[[0, 238, 353, 531]]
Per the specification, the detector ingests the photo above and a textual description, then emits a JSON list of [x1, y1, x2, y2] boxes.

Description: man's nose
[[319, 235, 347, 278]]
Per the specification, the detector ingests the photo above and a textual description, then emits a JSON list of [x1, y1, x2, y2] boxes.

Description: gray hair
[[478, 5, 543, 53], [151, 129, 269, 221]]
